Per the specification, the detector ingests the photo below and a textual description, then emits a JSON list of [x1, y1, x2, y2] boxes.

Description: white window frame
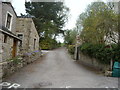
[[5, 11, 13, 31]]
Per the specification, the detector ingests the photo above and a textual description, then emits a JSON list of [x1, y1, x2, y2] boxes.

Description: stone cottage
[[0, 2, 22, 62], [0, 2, 40, 62], [16, 17, 40, 54], [0, 2, 40, 79]]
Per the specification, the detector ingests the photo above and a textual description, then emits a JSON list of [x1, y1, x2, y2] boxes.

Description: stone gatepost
[[74, 34, 81, 60]]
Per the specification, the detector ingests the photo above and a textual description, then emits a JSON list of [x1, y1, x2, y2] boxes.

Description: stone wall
[[28, 19, 39, 53], [79, 52, 110, 72], [16, 18, 31, 54], [0, 6, 2, 81], [2, 35, 13, 62], [1, 50, 42, 79], [0, 32, 2, 81], [1, 33, 21, 62], [0, 2, 21, 62], [16, 18, 40, 54], [0, 2, 2, 26], [0, 32, 2, 63]]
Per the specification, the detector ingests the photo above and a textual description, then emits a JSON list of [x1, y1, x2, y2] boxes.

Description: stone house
[[0, 2, 40, 79], [0, 2, 40, 62], [0, 2, 22, 62], [16, 17, 40, 54]]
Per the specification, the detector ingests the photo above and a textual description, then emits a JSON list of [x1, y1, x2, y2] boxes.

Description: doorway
[[12, 39, 18, 57]]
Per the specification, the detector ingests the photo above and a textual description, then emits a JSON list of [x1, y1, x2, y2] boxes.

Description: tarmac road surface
[[4, 48, 119, 88]]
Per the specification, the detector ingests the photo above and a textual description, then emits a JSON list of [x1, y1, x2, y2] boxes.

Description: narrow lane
[[4, 48, 118, 88]]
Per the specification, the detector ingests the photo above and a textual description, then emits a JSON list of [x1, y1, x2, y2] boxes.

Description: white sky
[[12, 0, 94, 29], [64, 0, 95, 29], [11, 0, 105, 43]]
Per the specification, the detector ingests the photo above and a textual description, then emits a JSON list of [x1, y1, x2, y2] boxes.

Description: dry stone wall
[[1, 50, 42, 79]]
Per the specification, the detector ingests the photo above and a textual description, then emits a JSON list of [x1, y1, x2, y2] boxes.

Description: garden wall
[[79, 52, 110, 72], [0, 50, 42, 80]]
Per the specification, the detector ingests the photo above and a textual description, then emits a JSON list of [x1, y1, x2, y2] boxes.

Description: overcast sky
[[11, 0, 106, 42], [12, 0, 96, 29]]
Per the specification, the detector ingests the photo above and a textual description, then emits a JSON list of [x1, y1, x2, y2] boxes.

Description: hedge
[[67, 45, 75, 55], [80, 43, 120, 64], [40, 38, 61, 50]]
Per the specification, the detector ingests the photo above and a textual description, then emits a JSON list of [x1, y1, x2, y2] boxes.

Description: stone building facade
[[0, 2, 40, 79], [0, 2, 40, 62], [0, 2, 21, 62], [16, 17, 40, 54]]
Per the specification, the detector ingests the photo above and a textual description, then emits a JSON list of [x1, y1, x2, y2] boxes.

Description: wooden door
[[12, 39, 17, 57]]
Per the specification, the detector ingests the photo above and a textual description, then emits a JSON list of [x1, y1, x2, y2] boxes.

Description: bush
[[40, 41, 51, 50], [7, 56, 21, 65], [68, 45, 75, 55], [111, 44, 120, 62], [80, 43, 120, 64], [40, 38, 61, 50]]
